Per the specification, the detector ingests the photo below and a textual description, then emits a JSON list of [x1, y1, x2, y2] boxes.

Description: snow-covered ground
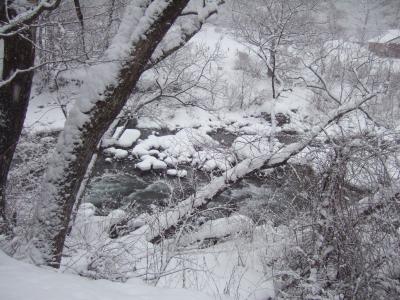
[[0, 250, 216, 300], [24, 24, 314, 134], [59, 203, 282, 300], [10, 9, 400, 300]]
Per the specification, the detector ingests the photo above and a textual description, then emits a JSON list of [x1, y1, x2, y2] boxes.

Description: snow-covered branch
[[147, 0, 224, 69], [35, 0, 192, 267], [133, 93, 376, 243], [0, 0, 62, 36]]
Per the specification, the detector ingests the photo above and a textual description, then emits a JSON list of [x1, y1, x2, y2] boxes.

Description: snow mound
[[117, 129, 141, 148], [0, 251, 213, 300], [167, 169, 188, 177], [232, 135, 281, 160], [104, 147, 129, 159], [135, 155, 167, 171], [181, 215, 254, 245]]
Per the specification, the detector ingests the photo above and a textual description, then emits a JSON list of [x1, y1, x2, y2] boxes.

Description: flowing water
[[83, 127, 327, 224]]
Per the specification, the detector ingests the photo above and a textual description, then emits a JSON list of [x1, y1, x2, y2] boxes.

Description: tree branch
[[132, 93, 376, 243], [0, 0, 62, 36]]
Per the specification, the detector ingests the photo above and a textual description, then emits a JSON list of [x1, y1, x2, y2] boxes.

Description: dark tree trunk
[[73, 0, 88, 58], [37, 0, 190, 268], [73, 0, 84, 28], [0, 3, 36, 233]]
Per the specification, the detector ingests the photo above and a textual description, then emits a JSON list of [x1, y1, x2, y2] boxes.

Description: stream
[[83, 126, 329, 225]]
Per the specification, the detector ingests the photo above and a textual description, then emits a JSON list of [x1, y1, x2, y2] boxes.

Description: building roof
[[369, 29, 400, 44]]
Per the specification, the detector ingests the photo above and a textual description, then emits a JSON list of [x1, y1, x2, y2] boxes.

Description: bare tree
[[232, 0, 319, 99], [265, 40, 400, 298]]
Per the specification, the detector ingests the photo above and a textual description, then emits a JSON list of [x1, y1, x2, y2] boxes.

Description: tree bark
[[36, 0, 190, 268], [73, 0, 88, 58], [0, 3, 35, 233]]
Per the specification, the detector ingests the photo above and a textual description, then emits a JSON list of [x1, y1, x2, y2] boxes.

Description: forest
[[0, 0, 400, 299]]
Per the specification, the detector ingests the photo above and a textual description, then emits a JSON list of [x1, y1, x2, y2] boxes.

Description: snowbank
[[0, 250, 214, 300], [180, 214, 254, 245]]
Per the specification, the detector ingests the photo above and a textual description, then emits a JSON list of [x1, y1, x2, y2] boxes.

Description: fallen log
[[132, 95, 376, 243]]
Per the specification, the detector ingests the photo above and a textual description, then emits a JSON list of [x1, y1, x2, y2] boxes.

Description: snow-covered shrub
[[0, 131, 57, 261], [267, 137, 400, 299], [5, 132, 57, 228]]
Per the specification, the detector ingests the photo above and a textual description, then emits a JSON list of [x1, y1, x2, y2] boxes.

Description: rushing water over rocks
[[83, 125, 365, 225], [84, 126, 321, 224]]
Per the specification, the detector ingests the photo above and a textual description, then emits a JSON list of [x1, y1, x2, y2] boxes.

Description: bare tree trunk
[[36, 0, 190, 268], [0, 3, 35, 233], [73, 0, 88, 59], [73, 0, 84, 28]]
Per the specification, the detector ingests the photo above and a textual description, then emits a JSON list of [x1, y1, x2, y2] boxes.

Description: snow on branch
[[54, 1, 223, 91], [0, 0, 62, 36], [132, 93, 377, 243], [35, 0, 192, 266], [356, 186, 400, 217], [42, 0, 179, 193], [180, 0, 223, 19], [147, 0, 224, 69]]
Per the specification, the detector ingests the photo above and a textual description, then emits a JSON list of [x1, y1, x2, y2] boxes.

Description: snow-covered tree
[[232, 0, 319, 99], [0, 0, 62, 234], [31, 0, 224, 268]]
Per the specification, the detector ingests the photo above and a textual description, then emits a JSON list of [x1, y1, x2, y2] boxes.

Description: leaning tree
[[29, 0, 224, 268]]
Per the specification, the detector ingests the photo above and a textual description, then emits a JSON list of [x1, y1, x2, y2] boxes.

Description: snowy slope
[[0, 250, 215, 300]]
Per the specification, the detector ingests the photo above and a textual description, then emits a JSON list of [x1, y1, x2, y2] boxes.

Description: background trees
[[232, 0, 319, 99]]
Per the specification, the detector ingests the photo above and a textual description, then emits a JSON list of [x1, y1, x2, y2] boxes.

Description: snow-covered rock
[[232, 135, 281, 160], [132, 128, 216, 160], [117, 129, 141, 148], [107, 209, 127, 226], [104, 147, 129, 159], [166, 169, 188, 177], [135, 155, 167, 171]]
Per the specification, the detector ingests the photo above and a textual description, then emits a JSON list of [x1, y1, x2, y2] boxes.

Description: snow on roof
[[369, 29, 400, 44]]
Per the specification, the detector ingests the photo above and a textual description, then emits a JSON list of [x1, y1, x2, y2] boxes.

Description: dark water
[[84, 155, 201, 214]]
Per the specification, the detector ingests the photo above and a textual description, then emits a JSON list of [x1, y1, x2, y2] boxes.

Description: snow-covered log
[[132, 94, 376, 243]]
